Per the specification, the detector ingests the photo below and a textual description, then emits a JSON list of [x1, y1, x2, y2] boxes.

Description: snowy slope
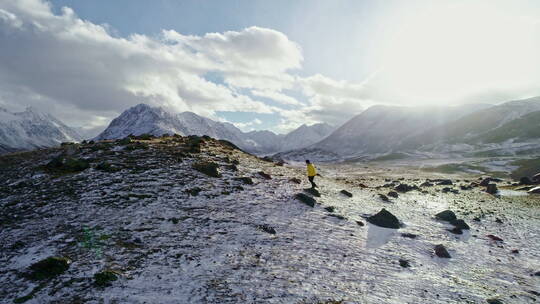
[[0, 107, 82, 154], [279, 123, 335, 152]]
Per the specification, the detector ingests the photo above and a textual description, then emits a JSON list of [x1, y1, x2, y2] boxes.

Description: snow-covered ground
[[1, 137, 539, 303]]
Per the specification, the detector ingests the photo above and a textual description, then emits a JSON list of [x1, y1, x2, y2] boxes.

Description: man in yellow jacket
[[306, 159, 318, 189]]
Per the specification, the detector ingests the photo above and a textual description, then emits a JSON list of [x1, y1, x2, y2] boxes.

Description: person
[[306, 159, 318, 189]]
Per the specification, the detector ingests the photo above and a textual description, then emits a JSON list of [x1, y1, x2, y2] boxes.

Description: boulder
[[387, 191, 399, 198], [399, 259, 411, 268], [448, 227, 463, 234], [27, 257, 71, 280], [394, 183, 418, 193], [304, 187, 321, 197], [324, 206, 336, 212], [289, 177, 301, 184], [486, 183, 498, 194], [257, 224, 276, 234], [401, 233, 418, 239], [528, 186, 540, 194], [94, 270, 118, 287], [480, 177, 502, 186], [192, 161, 221, 178], [295, 193, 316, 207], [434, 244, 451, 258], [258, 171, 272, 180], [420, 181, 434, 187], [355, 220, 365, 227], [367, 208, 400, 229], [234, 177, 253, 185], [487, 234, 503, 242], [519, 176, 533, 185], [435, 210, 457, 222], [486, 298, 504, 304], [378, 194, 389, 202], [437, 179, 453, 185], [340, 190, 353, 197], [450, 219, 470, 230]]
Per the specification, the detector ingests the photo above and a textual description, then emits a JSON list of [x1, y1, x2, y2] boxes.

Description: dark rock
[[435, 210, 457, 222], [534, 271, 540, 276], [234, 177, 253, 185], [378, 194, 389, 201], [227, 164, 238, 172], [231, 159, 240, 165], [367, 208, 400, 229], [257, 224, 276, 234], [186, 187, 202, 196], [434, 244, 451, 258], [192, 161, 221, 178], [495, 218, 503, 224], [448, 227, 463, 234], [486, 183, 498, 194], [289, 177, 301, 184], [511, 249, 519, 254], [394, 183, 418, 193], [533, 173, 540, 183], [324, 206, 336, 213], [486, 298, 504, 304], [420, 181, 434, 187], [450, 219, 470, 230], [401, 233, 418, 239], [437, 179, 453, 185], [441, 187, 459, 194], [340, 190, 353, 197], [358, 183, 368, 188], [355, 220, 365, 227], [519, 176, 533, 185], [328, 214, 346, 220], [261, 156, 273, 162], [460, 185, 473, 190], [258, 171, 272, 180], [480, 177, 501, 186], [487, 234, 503, 242], [387, 191, 399, 198], [94, 270, 118, 287], [27, 257, 71, 280], [399, 259, 411, 268], [295, 193, 316, 207], [304, 187, 321, 197]]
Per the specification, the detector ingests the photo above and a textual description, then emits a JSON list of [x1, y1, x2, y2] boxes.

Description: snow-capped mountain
[[0, 107, 82, 154], [96, 104, 335, 154]]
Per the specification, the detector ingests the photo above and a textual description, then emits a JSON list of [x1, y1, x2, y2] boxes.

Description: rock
[[534, 271, 540, 276], [450, 219, 470, 230], [528, 186, 540, 194], [289, 177, 301, 184], [258, 171, 272, 180], [378, 194, 389, 201], [434, 244, 451, 258], [420, 181, 434, 187], [304, 187, 321, 197], [486, 298, 504, 304], [257, 224, 276, 234], [448, 227, 463, 234], [437, 179, 453, 185], [480, 177, 501, 186], [94, 270, 118, 287], [519, 176, 533, 185], [460, 185, 473, 190], [487, 234, 503, 242], [399, 259, 411, 268], [295, 193, 316, 207], [387, 191, 399, 198], [435, 210, 457, 222], [486, 183, 498, 194], [329, 214, 346, 220], [401, 233, 418, 239], [394, 183, 418, 193], [511, 249, 519, 254], [27, 257, 71, 280], [533, 173, 540, 183], [186, 187, 202, 196], [324, 206, 336, 213], [192, 161, 221, 178], [234, 177, 253, 185], [495, 218, 503, 224], [441, 187, 459, 194], [367, 208, 400, 229], [355, 220, 365, 227], [340, 190, 353, 197]]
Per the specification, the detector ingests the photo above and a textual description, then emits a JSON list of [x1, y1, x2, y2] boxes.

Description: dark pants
[[308, 176, 317, 188]]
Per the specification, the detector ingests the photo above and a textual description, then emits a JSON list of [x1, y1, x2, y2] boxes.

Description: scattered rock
[[441, 187, 459, 194], [394, 183, 418, 193], [495, 218, 503, 224], [289, 177, 301, 184], [328, 214, 346, 220], [340, 190, 353, 197], [257, 224, 276, 234], [234, 177, 253, 185], [295, 193, 316, 207], [486, 298, 504, 304], [437, 179, 453, 185], [324, 206, 336, 213], [486, 183, 498, 194], [185, 187, 202, 196], [401, 233, 418, 239], [519, 176, 533, 185], [304, 187, 321, 197], [448, 227, 463, 235], [378, 194, 389, 201], [355, 220, 365, 227], [258, 171, 272, 180], [435, 210, 457, 222], [450, 219, 470, 230], [366, 208, 400, 229], [480, 177, 501, 186], [420, 181, 434, 187], [434, 244, 451, 258], [511, 249, 519, 254], [27, 257, 71, 280], [192, 161, 221, 178], [94, 270, 118, 287], [399, 259, 411, 268], [487, 234, 503, 242], [387, 191, 399, 198]]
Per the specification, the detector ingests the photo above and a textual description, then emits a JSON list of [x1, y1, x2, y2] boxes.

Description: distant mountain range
[[0, 107, 82, 154], [275, 96, 540, 161], [95, 104, 335, 154]]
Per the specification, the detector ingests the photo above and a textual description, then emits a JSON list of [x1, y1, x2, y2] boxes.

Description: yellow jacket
[[307, 164, 317, 177]]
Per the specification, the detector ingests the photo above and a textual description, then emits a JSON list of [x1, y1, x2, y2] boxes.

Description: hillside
[[1, 135, 539, 303]]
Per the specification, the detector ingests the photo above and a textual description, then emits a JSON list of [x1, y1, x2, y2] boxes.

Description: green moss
[[94, 270, 118, 287], [27, 257, 70, 281]]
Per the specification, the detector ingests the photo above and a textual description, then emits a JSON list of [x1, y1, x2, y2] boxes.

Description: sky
[[0, 0, 539, 135]]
